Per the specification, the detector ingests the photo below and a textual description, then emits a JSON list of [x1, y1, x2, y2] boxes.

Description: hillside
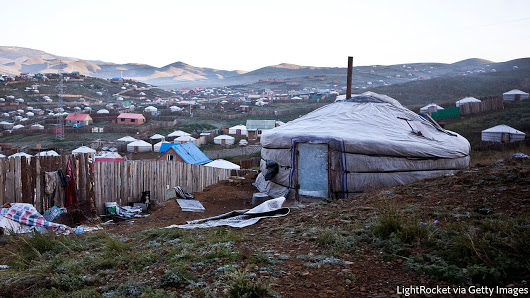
[[2, 46, 529, 89]]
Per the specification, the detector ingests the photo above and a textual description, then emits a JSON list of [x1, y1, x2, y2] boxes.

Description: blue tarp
[[160, 142, 210, 165]]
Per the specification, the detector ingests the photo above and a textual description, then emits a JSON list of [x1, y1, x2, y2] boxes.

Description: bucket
[[252, 193, 270, 206], [105, 202, 118, 215]]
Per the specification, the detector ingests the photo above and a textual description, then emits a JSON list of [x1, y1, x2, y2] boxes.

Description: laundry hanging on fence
[[44, 171, 65, 208], [65, 157, 77, 208], [0, 203, 70, 233], [164, 197, 289, 229]]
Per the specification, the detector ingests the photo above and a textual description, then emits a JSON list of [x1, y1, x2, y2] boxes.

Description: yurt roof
[[261, 92, 470, 159], [150, 134, 165, 139], [127, 140, 152, 147], [456, 97, 481, 103], [204, 159, 241, 170], [36, 150, 59, 156], [421, 103, 444, 110], [72, 146, 96, 154], [168, 130, 191, 137], [117, 136, 137, 142], [214, 135, 235, 140], [482, 125, 525, 135], [503, 89, 529, 95], [9, 152, 32, 158], [174, 135, 196, 141]]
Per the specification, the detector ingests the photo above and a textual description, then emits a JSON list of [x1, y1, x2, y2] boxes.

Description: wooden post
[[346, 56, 353, 99]]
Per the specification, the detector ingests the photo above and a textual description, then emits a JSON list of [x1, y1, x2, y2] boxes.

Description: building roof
[[229, 124, 247, 130], [503, 89, 529, 95], [246, 120, 276, 130], [117, 113, 145, 119], [420, 103, 444, 110], [161, 142, 211, 165], [126, 140, 152, 147], [65, 113, 91, 121], [482, 124, 525, 135]]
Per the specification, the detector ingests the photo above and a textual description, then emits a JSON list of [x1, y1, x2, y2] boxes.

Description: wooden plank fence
[[459, 96, 504, 116], [0, 156, 231, 215]]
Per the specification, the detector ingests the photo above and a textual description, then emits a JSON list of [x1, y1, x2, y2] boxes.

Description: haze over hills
[[1, 46, 529, 89]]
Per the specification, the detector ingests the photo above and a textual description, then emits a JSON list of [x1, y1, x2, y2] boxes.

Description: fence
[[459, 96, 504, 116], [204, 145, 262, 159], [0, 155, 231, 215]]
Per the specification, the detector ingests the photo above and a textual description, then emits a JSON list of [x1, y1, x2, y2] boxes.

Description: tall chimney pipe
[[346, 56, 353, 99]]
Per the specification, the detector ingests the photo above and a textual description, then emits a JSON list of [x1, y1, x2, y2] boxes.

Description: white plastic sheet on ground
[[164, 197, 289, 229]]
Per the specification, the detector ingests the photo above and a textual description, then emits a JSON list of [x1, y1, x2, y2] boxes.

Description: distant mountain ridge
[[0, 46, 528, 89]]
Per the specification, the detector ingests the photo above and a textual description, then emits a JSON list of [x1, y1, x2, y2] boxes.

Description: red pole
[[346, 56, 353, 99]]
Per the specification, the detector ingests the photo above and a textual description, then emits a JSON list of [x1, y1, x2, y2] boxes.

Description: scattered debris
[[176, 199, 205, 212]]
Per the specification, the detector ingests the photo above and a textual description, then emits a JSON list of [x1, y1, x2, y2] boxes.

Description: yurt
[[228, 125, 248, 136], [255, 92, 471, 199], [94, 152, 125, 161], [455, 97, 481, 107], [72, 146, 96, 155], [150, 134, 165, 141], [127, 140, 153, 152], [174, 135, 196, 144], [12, 125, 24, 130], [503, 89, 529, 101], [204, 159, 241, 170], [420, 103, 444, 115], [214, 135, 235, 145], [144, 106, 157, 113], [167, 130, 190, 138], [36, 150, 60, 156], [481, 125, 525, 143], [117, 136, 137, 142], [9, 152, 33, 159], [97, 109, 110, 114], [30, 124, 44, 130], [154, 141, 171, 152]]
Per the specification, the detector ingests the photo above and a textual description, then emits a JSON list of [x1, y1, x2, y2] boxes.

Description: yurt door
[[297, 143, 329, 197]]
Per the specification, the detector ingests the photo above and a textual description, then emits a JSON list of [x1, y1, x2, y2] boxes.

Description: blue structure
[[159, 142, 210, 165]]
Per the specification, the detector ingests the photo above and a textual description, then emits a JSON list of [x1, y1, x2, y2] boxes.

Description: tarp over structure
[[204, 159, 241, 170], [127, 140, 153, 152], [255, 91, 471, 199], [503, 89, 529, 101], [481, 125, 525, 143]]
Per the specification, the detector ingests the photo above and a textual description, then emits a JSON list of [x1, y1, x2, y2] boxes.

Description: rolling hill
[[1, 46, 529, 89]]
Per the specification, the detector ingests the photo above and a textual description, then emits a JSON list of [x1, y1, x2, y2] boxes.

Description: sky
[[2, 0, 529, 70]]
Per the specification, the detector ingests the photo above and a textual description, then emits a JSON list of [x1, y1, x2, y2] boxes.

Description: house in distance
[[115, 113, 146, 125]]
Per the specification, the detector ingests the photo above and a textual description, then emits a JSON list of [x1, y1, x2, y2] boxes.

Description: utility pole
[[346, 56, 353, 99], [55, 61, 65, 141]]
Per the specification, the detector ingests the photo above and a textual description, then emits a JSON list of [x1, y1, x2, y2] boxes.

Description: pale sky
[[2, 0, 529, 71]]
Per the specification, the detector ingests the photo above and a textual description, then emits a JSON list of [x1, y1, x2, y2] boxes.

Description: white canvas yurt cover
[[117, 136, 137, 142], [150, 134, 165, 140], [204, 159, 241, 170], [228, 125, 248, 136], [127, 140, 153, 152], [214, 135, 235, 145], [255, 92, 471, 199], [420, 103, 444, 114], [503, 89, 529, 101], [456, 97, 481, 107], [168, 130, 191, 138], [72, 146, 96, 155], [481, 125, 525, 143]]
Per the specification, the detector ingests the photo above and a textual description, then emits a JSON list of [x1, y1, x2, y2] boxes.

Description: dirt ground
[[69, 156, 530, 297]]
